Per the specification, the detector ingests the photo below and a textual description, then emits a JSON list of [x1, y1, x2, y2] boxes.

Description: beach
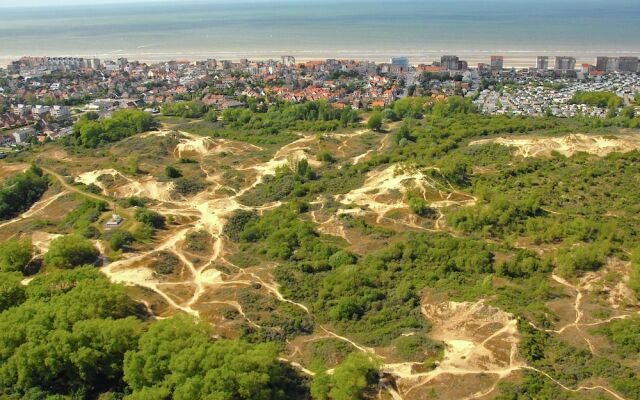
[[1, 0, 639, 67]]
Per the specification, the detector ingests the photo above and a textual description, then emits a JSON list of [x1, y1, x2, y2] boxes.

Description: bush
[[312, 352, 379, 400], [107, 230, 134, 251], [366, 112, 383, 131], [203, 109, 218, 122], [224, 210, 259, 242], [392, 335, 444, 362], [173, 178, 206, 196], [629, 247, 640, 297], [408, 197, 435, 217], [556, 242, 611, 277], [164, 165, 182, 179], [317, 151, 336, 163], [134, 208, 165, 229], [44, 235, 100, 269], [153, 251, 179, 275], [185, 230, 211, 252]]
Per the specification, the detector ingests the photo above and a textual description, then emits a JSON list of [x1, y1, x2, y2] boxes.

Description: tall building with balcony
[[441, 55, 460, 71], [618, 57, 639, 73], [390, 57, 410, 69], [555, 56, 576, 72], [490, 55, 504, 70], [595, 56, 609, 71], [536, 56, 549, 70]]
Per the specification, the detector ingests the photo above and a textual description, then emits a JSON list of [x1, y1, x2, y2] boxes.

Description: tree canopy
[[72, 109, 155, 147], [0, 238, 32, 273], [123, 315, 304, 400]]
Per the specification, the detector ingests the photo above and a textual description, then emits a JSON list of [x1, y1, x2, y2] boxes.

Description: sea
[[1, 0, 640, 68]]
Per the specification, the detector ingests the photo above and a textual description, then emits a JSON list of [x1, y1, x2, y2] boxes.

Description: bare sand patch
[[174, 131, 262, 159], [470, 133, 640, 158]]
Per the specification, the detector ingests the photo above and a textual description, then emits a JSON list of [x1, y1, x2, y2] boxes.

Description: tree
[[0, 272, 27, 312], [204, 109, 218, 122], [408, 197, 435, 218], [310, 372, 331, 400], [367, 112, 383, 132], [312, 352, 379, 400], [44, 235, 100, 269], [0, 238, 33, 273], [108, 230, 134, 251]]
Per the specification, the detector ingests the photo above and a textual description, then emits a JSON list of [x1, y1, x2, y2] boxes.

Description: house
[[13, 127, 36, 144], [51, 105, 71, 120]]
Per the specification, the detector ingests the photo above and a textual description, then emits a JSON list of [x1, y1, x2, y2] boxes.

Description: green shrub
[[164, 165, 182, 179]]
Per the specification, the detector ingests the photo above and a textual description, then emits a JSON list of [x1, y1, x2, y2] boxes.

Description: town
[[1, 54, 639, 149]]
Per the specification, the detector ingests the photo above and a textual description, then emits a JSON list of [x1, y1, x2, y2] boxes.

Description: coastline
[[4, 49, 640, 69]]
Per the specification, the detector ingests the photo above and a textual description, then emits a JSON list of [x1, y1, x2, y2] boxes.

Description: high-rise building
[[536, 56, 549, 70], [618, 57, 639, 73], [441, 55, 460, 71], [390, 57, 410, 69], [490, 55, 504, 70], [555, 56, 576, 72], [606, 57, 619, 72], [595, 56, 609, 71], [281, 56, 296, 67]]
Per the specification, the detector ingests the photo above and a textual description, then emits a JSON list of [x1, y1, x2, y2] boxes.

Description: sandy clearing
[[336, 165, 434, 221], [174, 131, 262, 159], [31, 231, 64, 254], [470, 133, 640, 158], [114, 177, 175, 202], [76, 169, 129, 191], [335, 164, 475, 224], [0, 163, 29, 177]]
